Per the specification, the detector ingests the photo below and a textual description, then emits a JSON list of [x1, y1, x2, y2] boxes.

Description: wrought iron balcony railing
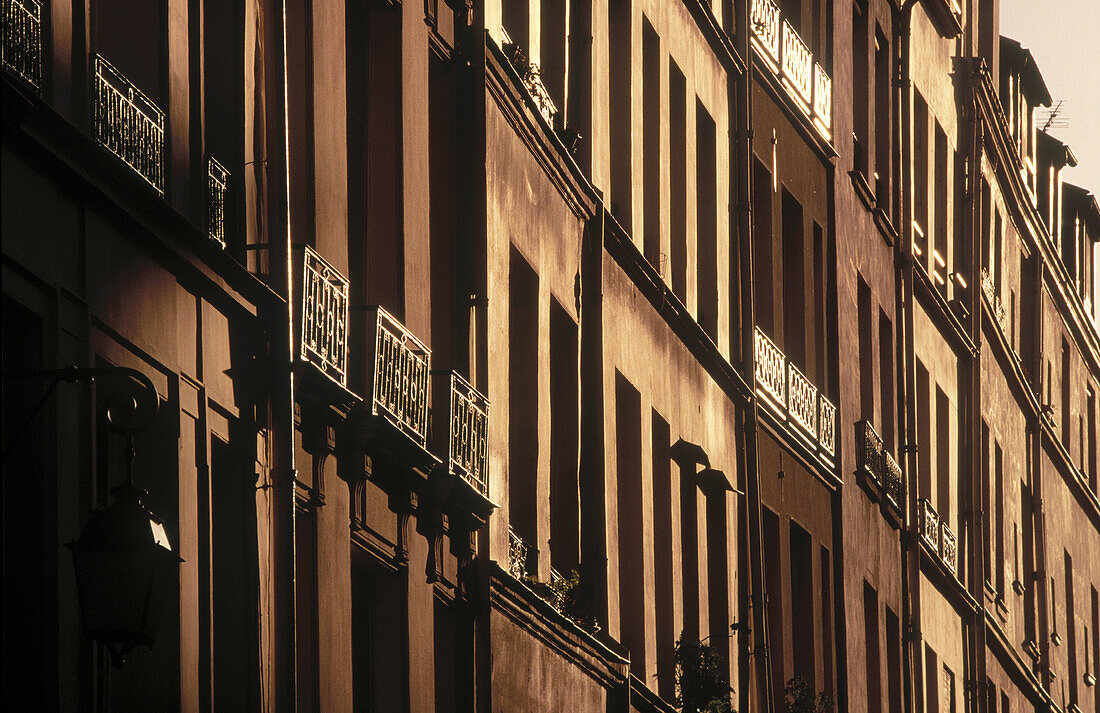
[[300, 247, 350, 387], [447, 371, 490, 497], [549, 568, 566, 612], [919, 498, 940, 551], [750, 0, 781, 67], [788, 362, 818, 439], [92, 55, 165, 194], [207, 157, 229, 248], [781, 20, 813, 108], [2, 0, 41, 90], [940, 520, 958, 575], [751, 0, 831, 142], [507, 526, 529, 581], [812, 63, 832, 139], [754, 326, 835, 462], [754, 327, 787, 411], [364, 307, 430, 446], [980, 267, 1007, 327], [883, 449, 904, 509], [855, 420, 884, 487]]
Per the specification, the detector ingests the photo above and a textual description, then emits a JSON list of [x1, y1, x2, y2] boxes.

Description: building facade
[[2, 1, 1098, 712]]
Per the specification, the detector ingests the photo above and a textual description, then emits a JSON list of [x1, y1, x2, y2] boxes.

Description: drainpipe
[[263, 0, 298, 709], [894, 6, 922, 713], [734, 2, 771, 712]]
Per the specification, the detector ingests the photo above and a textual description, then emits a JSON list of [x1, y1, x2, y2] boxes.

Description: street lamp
[[2, 365, 182, 671]]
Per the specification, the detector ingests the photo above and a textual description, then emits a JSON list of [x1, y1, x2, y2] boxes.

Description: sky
[[999, 0, 1100, 195]]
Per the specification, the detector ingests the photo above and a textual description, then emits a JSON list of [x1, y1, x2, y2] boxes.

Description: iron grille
[[300, 247, 350, 386], [2, 0, 41, 90], [207, 157, 229, 248], [367, 307, 430, 446], [448, 371, 489, 497], [92, 55, 165, 193]]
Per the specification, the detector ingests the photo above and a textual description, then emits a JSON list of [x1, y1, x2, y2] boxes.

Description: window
[[864, 583, 882, 713], [783, 189, 806, 366], [550, 300, 579, 573], [1067, 550, 1078, 706], [1088, 386, 1097, 493], [1063, 340, 1072, 443], [934, 123, 950, 294], [914, 92, 930, 261], [615, 373, 646, 669], [821, 546, 835, 690], [874, 29, 890, 212], [936, 386, 951, 523], [651, 412, 676, 700], [879, 311, 895, 451], [754, 158, 775, 332], [764, 508, 785, 708], [791, 523, 815, 686], [858, 276, 874, 421], [697, 101, 718, 340], [509, 248, 540, 569], [917, 360, 932, 499], [886, 608, 903, 713], [942, 665, 955, 713], [995, 441, 1005, 593], [852, 1, 869, 174], [610, 0, 632, 228], [670, 60, 688, 302], [642, 19, 661, 270]]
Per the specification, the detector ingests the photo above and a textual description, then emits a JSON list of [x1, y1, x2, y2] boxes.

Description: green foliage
[[783, 676, 834, 713], [549, 569, 581, 615], [672, 635, 735, 713]]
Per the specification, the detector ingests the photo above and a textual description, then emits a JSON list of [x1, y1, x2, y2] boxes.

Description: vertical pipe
[[734, 2, 772, 712]]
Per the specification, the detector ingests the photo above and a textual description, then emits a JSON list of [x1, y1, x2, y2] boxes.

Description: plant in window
[[672, 635, 734, 713], [783, 676, 834, 713]]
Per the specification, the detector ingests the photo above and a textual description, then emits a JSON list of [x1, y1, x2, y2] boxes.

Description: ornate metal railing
[[549, 568, 566, 612], [207, 157, 229, 248], [819, 395, 836, 456], [883, 449, 904, 509], [919, 498, 940, 551], [781, 20, 813, 109], [750, 0, 781, 67], [750, 0, 831, 142], [813, 63, 832, 138], [508, 526, 529, 581], [754, 326, 834, 462], [364, 307, 430, 446], [92, 55, 165, 193], [448, 371, 490, 497], [2, 0, 41, 90], [980, 267, 1007, 327], [940, 521, 958, 575], [788, 362, 818, 438], [300, 247, 350, 386], [856, 420, 884, 487], [754, 327, 786, 411]]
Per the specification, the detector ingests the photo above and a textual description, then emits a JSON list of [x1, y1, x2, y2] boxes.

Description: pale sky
[[999, 0, 1100, 195]]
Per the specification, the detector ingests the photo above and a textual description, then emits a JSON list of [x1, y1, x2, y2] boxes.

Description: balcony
[[207, 157, 229, 248], [443, 371, 490, 498], [2, 0, 41, 91], [508, 526, 530, 581], [750, 0, 832, 142], [300, 247, 350, 387], [362, 307, 431, 450], [500, 28, 558, 127], [919, 498, 940, 551], [883, 449, 904, 510], [92, 55, 165, 194], [855, 419, 884, 488], [940, 520, 958, 575], [980, 267, 1007, 328], [754, 326, 835, 463]]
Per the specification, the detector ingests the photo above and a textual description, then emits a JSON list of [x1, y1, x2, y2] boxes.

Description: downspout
[[963, 63, 987, 713], [734, 2, 771, 712], [894, 7, 922, 713], [264, 0, 298, 709]]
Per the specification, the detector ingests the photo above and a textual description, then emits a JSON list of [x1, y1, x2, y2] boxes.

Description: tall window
[[935, 386, 951, 523], [873, 29, 890, 212], [916, 360, 932, 499], [651, 412, 676, 700], [879, 311, 895, 451], [1066, 550, 1078, 706], [783, 190, 806, 366], [914, 91, 930, 261], [858, 276, 874, 421], [642, 19, 661, 269], [509, 248, 540, 569], [864, 582, 882, 713], [670, 60, 688, 302], [1062, 340, 1072, 444], [550, 300, 580, 573], [615, 373, 646, 669], [791, 523, 815, 686], [610, 0, 632, 229], [852, 1, 869, 174], [754, 158, 775, 332], [697, 101, 718, 340]]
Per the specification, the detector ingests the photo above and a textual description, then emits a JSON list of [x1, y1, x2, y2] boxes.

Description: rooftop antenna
[[1039, 100, 1069, 131]]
